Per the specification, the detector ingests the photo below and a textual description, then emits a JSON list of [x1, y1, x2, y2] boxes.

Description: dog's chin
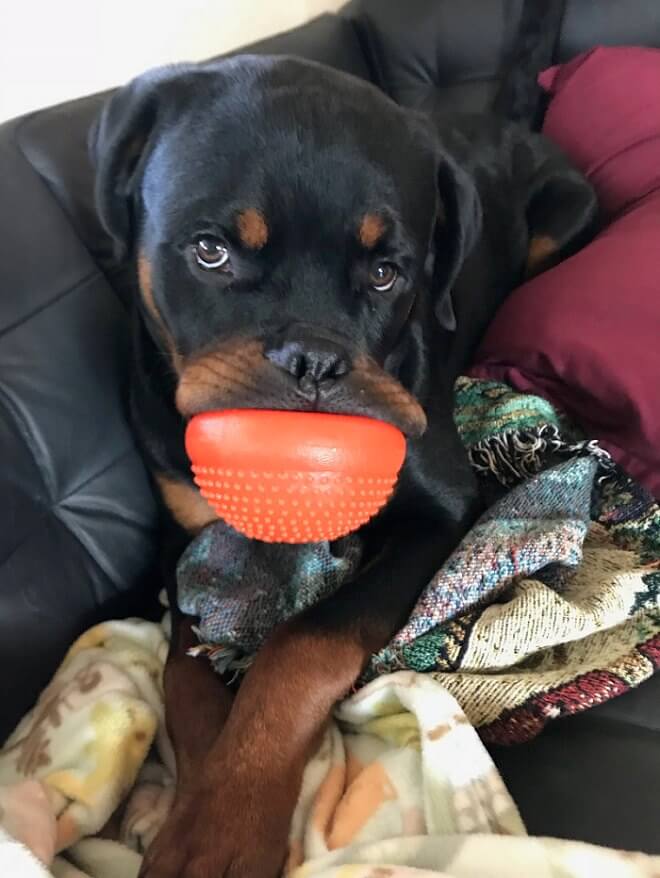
[[174, 341, 428, 439]]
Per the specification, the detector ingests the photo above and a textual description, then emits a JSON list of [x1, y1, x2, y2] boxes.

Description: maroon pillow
[[470, 47, 660, 496]]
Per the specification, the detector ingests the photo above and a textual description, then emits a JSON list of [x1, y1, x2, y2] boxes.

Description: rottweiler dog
[[91, 55, 596, 878]]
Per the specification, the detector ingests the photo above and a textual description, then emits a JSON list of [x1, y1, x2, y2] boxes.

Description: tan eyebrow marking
[[236, 208, 269, 250], [358, 213, 386, 249]]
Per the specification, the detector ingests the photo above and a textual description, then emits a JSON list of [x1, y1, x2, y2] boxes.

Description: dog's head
[[91, 56, 481, 438]]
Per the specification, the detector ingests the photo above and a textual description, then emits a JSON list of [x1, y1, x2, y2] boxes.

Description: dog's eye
[[193, 237, 230, 271], [368, 261, 398, 292]]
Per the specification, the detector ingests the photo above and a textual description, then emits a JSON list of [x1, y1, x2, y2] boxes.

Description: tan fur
[[359, 213, 386, 249], [175, 338, 267, 418], [137, 252, 182, 374], [237, 208, 269, 250], [352, 355, 427, 437], [526, 235, 559, 275], [155, 473, 217, 534]]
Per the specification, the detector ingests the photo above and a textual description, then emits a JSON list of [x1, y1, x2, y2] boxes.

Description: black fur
[[91, 53, 598, 877], [91, 53, 596, 619]]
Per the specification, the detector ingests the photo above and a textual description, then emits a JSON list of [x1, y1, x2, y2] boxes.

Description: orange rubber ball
[[185, 410, 406, 544]]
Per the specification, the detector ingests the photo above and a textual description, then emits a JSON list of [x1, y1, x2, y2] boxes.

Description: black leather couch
[[2, 0, 659, 854]]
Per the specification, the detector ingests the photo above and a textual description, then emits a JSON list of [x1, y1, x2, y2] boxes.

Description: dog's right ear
[[89, 65, 190, 258]]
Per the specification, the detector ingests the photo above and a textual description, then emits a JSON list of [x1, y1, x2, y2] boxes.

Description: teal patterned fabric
[[177, 528, 362, 673], [178, 377, 609, 677]]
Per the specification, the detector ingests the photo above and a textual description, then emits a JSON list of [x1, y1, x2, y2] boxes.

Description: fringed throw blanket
[[178, 378, 660, 744]]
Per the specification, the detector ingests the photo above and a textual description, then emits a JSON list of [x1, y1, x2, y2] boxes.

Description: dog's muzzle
[[175, 334, 427, 438]]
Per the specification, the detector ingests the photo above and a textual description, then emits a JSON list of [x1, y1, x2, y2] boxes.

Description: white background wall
[[0, 0, 346, 122]]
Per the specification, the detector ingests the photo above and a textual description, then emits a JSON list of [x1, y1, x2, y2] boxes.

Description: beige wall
[[0, 0, 346, 122]]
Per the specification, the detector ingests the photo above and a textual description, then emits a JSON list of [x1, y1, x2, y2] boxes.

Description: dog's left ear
[[88, 64, 195, 258], [432, 152, 482, 332]]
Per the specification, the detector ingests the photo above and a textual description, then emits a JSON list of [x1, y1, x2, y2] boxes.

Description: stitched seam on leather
[[53, 452, 156, 591], [55, 446, 136, 508], [51, 511, 131, 593], [5, 120, 151, 589], [0, 269, 99, 342], [0, 342, 149, 587], [13, 110, 108, 278], [350, 12, 394, 97], [342, 9, 381, 87], [7, 104, 110, 340], [0, 383, 54, 503], [0, 354, 128, 591], [0, 271, 129, 506]]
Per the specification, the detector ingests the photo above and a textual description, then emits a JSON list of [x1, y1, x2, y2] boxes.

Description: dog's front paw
[[138, 773, 294, 878]]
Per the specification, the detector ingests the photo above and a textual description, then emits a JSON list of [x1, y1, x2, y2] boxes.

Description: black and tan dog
[[91, 55, 596, 878]]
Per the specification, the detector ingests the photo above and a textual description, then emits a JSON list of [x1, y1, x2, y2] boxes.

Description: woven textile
[[178, 378, 660, 742]]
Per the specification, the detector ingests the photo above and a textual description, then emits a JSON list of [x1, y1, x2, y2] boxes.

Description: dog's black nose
[[265, 337, 351, 393]]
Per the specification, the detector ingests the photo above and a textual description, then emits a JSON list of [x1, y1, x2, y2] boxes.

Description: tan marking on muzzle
[[175, 339, 427, 438], [237, 208, 269, 250], [351, 356, 427, 438], [155, 473, 217, 534], [359, 213, 386, 249], [137, 252, 182, 374], [175, 338, 275, 418]]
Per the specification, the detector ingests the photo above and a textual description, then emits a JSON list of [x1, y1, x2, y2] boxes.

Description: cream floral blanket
[[1, 619, 658, 878]]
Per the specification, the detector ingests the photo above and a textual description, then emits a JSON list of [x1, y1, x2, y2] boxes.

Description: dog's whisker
[[181, 355, 275, 401], [185, 361, 268, 397], [204, 355, 291, 398], [180, 374, 266, 400]]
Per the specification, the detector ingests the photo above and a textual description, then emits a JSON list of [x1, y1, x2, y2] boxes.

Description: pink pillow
[[470, 47, 660, 496]]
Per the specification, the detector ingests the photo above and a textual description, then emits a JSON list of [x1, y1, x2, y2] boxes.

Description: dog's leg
[[152, 513, 234, 797], [164, 611, 234, 794], [140, 524, 452, 878]]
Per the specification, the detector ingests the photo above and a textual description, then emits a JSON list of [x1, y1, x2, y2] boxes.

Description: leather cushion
[[343, 0, 660, 114]]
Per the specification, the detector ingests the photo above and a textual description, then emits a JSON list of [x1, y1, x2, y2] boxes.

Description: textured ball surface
[[185, 410, 406, 543]]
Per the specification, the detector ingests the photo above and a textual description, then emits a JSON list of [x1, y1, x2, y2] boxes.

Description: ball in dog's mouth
[[184, 409, 406, 544]]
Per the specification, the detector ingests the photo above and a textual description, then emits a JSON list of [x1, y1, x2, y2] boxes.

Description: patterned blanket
[[1, 626, 659, 878], [375, 378, 660, 743], [180, 378, 660, 743]]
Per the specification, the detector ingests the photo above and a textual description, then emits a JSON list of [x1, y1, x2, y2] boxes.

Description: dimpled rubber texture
[[185, 410, 406, 544]]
